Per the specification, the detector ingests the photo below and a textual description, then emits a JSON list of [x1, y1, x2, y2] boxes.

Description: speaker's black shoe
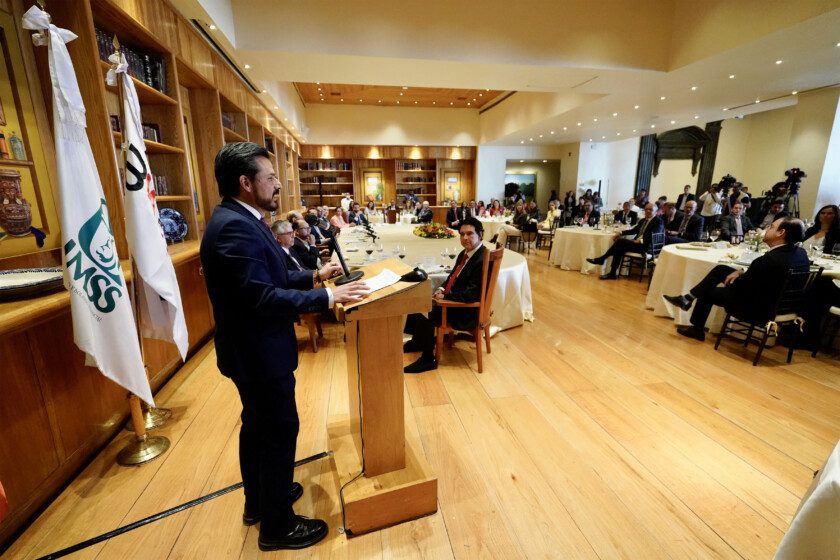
[[404, 356, 438, 374], [403, 340, 419, 353], [586, 256, 605, 266], [258, 516, 328, 551], [663, 294, 693, 311], [599, 272, 617, 280], [243, 482, 304, 525], [677, 325, 705, 341]]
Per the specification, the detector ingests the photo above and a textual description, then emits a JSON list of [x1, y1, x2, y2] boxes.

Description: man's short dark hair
[[214, 142, 270, 197], [777, 217, 804, 244], [772, 199, 785, 207], [460, 216, 483, 236], [304, 214, 319, 227]]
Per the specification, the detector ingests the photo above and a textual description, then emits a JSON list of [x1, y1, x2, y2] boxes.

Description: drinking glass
[[365, 244, 374, 260], [376, 242, 384, 258], [398, 246, 407, 260], [709, 229, 720, 243], [440, 247, 450, 261], [448, 248, 457, 262], [700, 231, 710, 242]]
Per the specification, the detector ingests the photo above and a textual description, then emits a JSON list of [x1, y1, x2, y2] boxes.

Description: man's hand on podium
[[332, 281, 369, 304], [319, 262, 342, 281]]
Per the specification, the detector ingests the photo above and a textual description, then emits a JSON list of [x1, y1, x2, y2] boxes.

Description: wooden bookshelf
[[396, 159, 437, 205], [299, 158, 353, 207]]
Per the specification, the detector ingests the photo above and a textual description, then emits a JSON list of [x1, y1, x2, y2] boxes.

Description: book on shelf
[[95, 28, 168, 95]]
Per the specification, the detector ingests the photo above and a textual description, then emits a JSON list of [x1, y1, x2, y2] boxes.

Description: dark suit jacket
[[719, 215, 755, 241], [200, 198, 328, 380], [664, 211, 684, 232], [614, 210, 638, 225], [445, 207, 460, 227], [434, 244, 486, 331], [625, 216, 664, 249], [758, 209, 790, 227], [728, 244, 810, 321], [573, 208, 601, 227], [673, 213, 704, 241], [675, 192, 695, 210], [290, 237, 320, 270], [417, 207, 433, 223], [803, 225, 839, 254], [348, 210, 368, 226]]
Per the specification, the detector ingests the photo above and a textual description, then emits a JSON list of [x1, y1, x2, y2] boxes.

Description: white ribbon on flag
[[111, 52, 189, 360], [22, 5, 153, 405]]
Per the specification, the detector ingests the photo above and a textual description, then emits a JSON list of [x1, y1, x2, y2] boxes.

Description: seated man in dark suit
[[661, 201, 684, 231], [613, 201, 638, 225], [586, 202, 663, 279], [290, 219, 322, 270], [757, 199, 789, 229], [719, 201, 755, 242], [403, 217, 487, 373], [663, 217, 809, 341], [573, 199, 600, 226], [416, 200, 434, 223], [347, 202, 368, 226], [445, 200, 460, 228], [664, 200, 704, 244]]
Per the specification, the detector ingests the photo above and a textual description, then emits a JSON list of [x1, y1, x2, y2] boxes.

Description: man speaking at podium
[[200, 143, 368, 551], [403, 216, 486, 373]]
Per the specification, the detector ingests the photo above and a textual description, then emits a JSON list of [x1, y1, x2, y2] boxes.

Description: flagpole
[[110, 36, 170, 466]]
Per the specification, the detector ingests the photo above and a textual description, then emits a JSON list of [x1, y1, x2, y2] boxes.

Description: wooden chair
[[434, 244, 504, 373], [620, 231, 665, 281], [299, 312, 323, 352], [812, 279, 840, 358], [520, 225, 538, 254], [715, 267, 823, 365], [537, 217, 561, 252]]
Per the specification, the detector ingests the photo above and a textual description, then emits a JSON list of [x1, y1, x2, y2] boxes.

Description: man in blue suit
[[200, 143, 368, 551]]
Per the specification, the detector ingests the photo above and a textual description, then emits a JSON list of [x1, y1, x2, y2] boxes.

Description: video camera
[[784, 168, 806, 195], [718, 174, 737, 197]]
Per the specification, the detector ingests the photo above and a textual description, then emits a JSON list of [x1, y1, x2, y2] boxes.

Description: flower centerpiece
[[414, 222, 455, 239]]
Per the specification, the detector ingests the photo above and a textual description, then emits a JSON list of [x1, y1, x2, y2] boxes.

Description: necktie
[[286, 251, 303, 271], [678, 216, 689, 235], [444, 253, 468, 294], [260, 217, 272, 231], [637, 219, 650, 240], [734, 216, 743, 237]]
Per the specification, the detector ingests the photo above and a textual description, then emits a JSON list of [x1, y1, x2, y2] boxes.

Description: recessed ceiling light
[[208, 24, 217, 30], [415, 101, 418, 104], [520, 140, 524, 144], [634, 105, 639, 109], [670, 120, 676, 124], [450, 102, 454, 105], [359, 99, 363, 102], [316, 82, 320, 85], [539, 134, 543, 138], [632, 129, 636, 132], [694, 115, 699, 119], [550, 131, 555, 134], [562, 127, 567, 131], [261, 89, 267, 93], [791, 91, 798, 95], [284, 117, 288, 121], [723, 107, 729, 111], [486, 88, 490, 91], [601, 135, 606, 139], [321, 98, 325, 101], [691, 86, 697, 91], [837, 42, 840, 47], [593, 118, 598, 122], [729, 74, 736, 79], [519, 160, 524, 163], [529, 137, 533, 141], [589, 138, 593, 141], [660, 96, 666, 100], [577, 122, 581, 126], [244, 64, 251, 69], [396, 100, 400, 104], [402, 86, 408, 90], [650, 124, 656, 128], [775, 59, 783, 64], [612, 112, 618, 117], [317, 87, 321, 91], [479, 93, 483, 97], [432, 101, 436, 104], [378, 100, 381, 103], [755, 99, 760, 103], [542, 160, 547, 163], [399, 92, 403, 96], [340, 99, 344, 102], [473, 98, 476, 101], [467, 102, 471, 106], [273, 105, 279, 109], [617, 132, 621, 136]]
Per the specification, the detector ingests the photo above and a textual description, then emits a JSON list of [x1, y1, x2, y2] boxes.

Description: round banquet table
[[400, 214, 417, 224], [336, 223, 534, 334], [548, 226, 618, 274], [646, 243, 838, 331], [477, 216, 508, 240], [367, 213, 383, 224]]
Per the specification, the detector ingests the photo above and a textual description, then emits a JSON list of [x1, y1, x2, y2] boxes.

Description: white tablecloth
[[400, 214, 417, 224], [337, 224, 534, 333], [367, 213, 383, 224], [775, 438, 840, 559], [549, 226, 617, 274], [646, 244, 837, 331], [478, 217, 508, 240]]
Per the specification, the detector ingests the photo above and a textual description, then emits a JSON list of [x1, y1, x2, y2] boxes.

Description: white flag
[[22, 6, 153, 405], [109, 54, 188, 360]]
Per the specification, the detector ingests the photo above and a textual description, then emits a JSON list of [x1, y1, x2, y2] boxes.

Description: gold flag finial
[[112, 35, 121, 54]]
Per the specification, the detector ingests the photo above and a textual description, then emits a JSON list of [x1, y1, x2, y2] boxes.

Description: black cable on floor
[[36, 451, 331, 560]]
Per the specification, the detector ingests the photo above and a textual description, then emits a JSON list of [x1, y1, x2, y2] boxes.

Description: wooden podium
[[329, 258, 438, 535]]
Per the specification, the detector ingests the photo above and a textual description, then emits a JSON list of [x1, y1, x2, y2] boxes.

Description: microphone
[[329, 236, 364, 285]]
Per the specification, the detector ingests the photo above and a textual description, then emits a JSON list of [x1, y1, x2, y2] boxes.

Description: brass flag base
[[116, 434, 170, 466], [123, 407, 172, 432]]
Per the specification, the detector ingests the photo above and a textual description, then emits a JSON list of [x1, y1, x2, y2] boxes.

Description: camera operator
[[698, 183, 722, 231], [726, 182, 749, 214]]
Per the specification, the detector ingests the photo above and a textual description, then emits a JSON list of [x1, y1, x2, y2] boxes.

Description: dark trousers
[[602, 238, 644, 273], [802, 277, 840, 345], [231, 371, 299, 536], [688, 264, 738, 328], [404, 307, 443, 356]]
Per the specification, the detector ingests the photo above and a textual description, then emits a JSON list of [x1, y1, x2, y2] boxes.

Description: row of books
[[301, 161, 351, 171], [95, 28, 168, 95]]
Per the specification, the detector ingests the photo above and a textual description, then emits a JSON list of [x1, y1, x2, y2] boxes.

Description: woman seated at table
[[330, 206, 350, 229], [364, 200, 377, 216], [804, 204, 839, 254], [404, 199, 416, 213], [493, 200, 530, 247], [477, 200, 486, 216], [539, 201, 562, 230], [486, 199, 504, 216]]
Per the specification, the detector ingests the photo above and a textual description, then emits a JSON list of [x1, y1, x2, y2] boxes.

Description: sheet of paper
[[363, 268, 402, 292]]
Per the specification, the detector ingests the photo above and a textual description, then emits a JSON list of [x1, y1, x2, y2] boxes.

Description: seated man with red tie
[[403, 217, 486, 373], [586, 202, 664, 279]]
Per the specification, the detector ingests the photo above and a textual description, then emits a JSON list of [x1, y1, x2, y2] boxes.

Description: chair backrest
[[649, 232, 665, 257], [774, 267, 823, 317], [386, 209, 398, 224], [551, 216, 562, 233], [478, 244, 505, 326]]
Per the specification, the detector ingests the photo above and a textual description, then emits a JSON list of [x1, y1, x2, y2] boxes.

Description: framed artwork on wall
[[505, 173, 536, 200], [362, 169, 384, 202], [443, 170, 462, 202]]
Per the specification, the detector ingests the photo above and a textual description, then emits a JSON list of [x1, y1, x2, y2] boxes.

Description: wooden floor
[[6, 248, 840, 560]]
